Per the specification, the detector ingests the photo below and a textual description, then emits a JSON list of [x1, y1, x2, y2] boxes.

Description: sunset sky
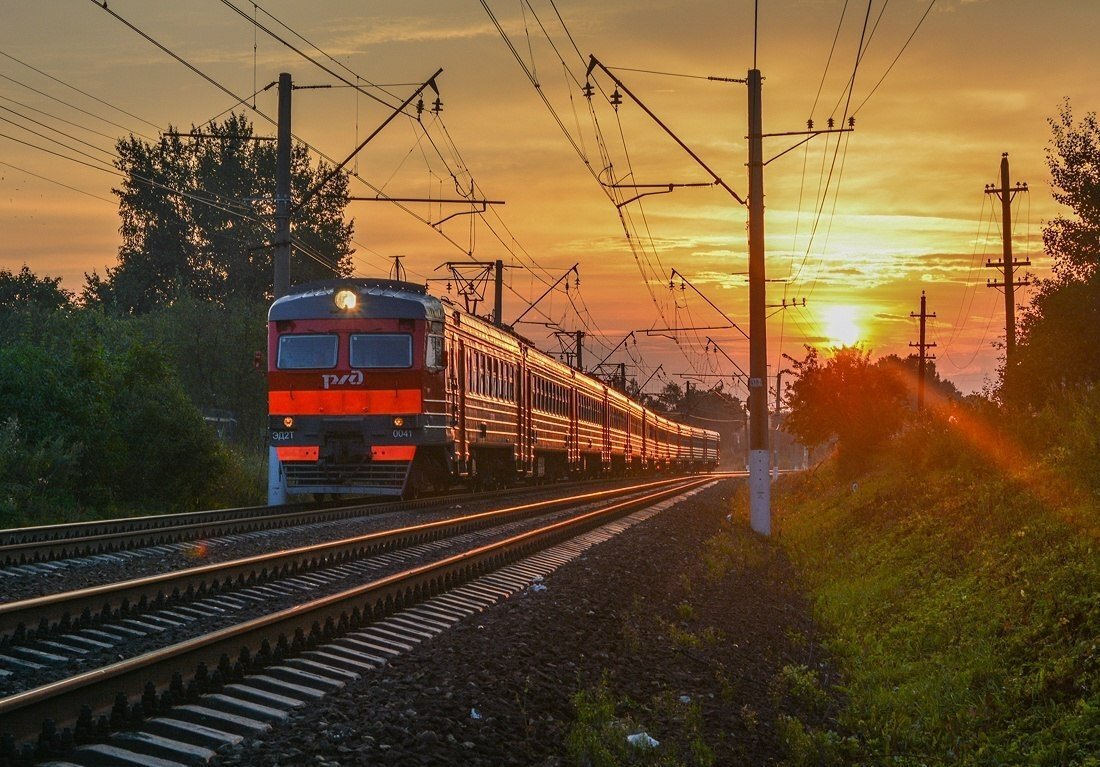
[[1, 1, 1097, 395]]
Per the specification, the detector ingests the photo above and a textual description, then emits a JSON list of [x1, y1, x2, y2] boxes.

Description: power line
[[217, 0, 400, 110], [0, 47, 160, 133], [0, 159, 114, 204], [853, 0, 938, 116], [0, 71, 156, 142]]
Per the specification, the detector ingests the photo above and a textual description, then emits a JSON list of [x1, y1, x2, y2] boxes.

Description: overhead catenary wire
[[0, 47, 161, 135]]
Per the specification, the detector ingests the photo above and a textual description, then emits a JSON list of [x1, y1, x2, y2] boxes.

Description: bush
[[0, 305, 262, 522]]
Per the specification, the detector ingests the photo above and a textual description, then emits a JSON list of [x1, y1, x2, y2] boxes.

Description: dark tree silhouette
[[84, 114, 354, 313]]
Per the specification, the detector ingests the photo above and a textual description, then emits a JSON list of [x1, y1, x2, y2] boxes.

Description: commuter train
[[266, 278, 719, 501]]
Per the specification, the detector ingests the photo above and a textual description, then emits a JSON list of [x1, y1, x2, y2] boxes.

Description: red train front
[[267, 279, 452, 500]]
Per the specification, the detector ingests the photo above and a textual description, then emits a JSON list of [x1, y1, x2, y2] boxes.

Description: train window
[[350, 334, 413, 368], [426, 322, 444, 369], [277, 334, 338, 369]]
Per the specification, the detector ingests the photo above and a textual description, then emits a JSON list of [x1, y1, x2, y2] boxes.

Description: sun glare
[[821, 305, 862, 347]]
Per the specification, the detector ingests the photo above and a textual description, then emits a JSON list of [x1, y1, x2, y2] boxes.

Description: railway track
[[0, 477, 716, 766], [0, 478, 658, 571]]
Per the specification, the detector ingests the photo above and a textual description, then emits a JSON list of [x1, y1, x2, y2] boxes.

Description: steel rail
[[0, 477, 696, 640], [0, 477, 712, 747], [0, 477, 650, 565]]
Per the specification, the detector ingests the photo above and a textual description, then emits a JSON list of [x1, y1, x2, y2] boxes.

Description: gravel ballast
[[217, 479, 835, 765]]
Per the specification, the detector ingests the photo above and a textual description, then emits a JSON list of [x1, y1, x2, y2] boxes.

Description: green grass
[[772, 419, 1100, 766]]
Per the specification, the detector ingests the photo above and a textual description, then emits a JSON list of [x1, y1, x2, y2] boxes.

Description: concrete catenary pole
[[747, 68, 771, 536], [270, 73, 293, 505], [273, 72, 292, 299]]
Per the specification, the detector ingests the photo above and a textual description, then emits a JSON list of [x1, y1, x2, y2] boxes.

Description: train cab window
[[426, 321, 445, 369], [277, 334, 338, 369], [350, 334, 413, 368]]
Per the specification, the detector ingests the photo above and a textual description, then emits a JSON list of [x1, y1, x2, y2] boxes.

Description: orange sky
[[1, 1, 1097, 395]]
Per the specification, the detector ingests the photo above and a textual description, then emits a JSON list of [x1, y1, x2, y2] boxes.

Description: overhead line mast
[[585, 55, 850, 537]]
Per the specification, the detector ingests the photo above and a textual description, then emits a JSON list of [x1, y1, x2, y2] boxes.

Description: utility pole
[[575, 330, 585, 372], [747, 68, 770, 536], [274, 72, 292, 299], [985, 152, 1029, 361], [909, 291, 937, 412]]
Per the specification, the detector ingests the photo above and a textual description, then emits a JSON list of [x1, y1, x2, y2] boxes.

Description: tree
[[1043, 100, 1100, 283], [84, 114, 354, 313], [0, 265, 72, 312], [1008, 100, 1100, 404], [876, 354, 962, 410], [783, 346, 908, 474], [657, 381, 684, 412]]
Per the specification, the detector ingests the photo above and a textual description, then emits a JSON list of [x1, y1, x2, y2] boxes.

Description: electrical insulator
[[610, 88, 622, 108], [848, 116, 855, 128], [575, 275, 580, 288], [432, 97, 443, 114], [582, 82, 594, 100], [416, 98, 424, 115], [827, 117, 835, 129], [806, 118, 814, 130], [446, 281, 452, 293]]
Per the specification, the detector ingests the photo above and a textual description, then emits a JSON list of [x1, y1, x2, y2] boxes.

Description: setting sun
[[821, 305, 863, 347]]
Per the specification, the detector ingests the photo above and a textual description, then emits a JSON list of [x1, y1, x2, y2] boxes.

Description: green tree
[[84, 113, 354, 313], [1009, 100, 1100, 404], [0, 265, 72, 312], [783, 346, 908, 475], [140, 296, 269, 450]]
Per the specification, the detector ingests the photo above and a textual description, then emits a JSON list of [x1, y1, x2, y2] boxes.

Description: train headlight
[[334, 289, 358, 310], [283, 416, 295, 428], [393, 417, 405, 427]]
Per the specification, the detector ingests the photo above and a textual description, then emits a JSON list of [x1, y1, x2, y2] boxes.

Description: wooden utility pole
[[909, 291, 937, 411], [746, 68, 770, 536], [985, 153, 1029, 360]]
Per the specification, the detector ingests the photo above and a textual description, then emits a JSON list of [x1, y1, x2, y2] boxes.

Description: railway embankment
[[771, 416, 1099, 765]]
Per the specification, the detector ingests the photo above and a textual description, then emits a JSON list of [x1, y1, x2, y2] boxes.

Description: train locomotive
[[266, 278, 719, 502]]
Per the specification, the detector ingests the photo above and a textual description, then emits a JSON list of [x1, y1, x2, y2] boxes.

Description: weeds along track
[[0, 477, 710, 763]]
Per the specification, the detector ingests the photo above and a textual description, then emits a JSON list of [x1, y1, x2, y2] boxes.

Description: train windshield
[[278, 334, 338, 369], [350, 333, 413, 368]]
